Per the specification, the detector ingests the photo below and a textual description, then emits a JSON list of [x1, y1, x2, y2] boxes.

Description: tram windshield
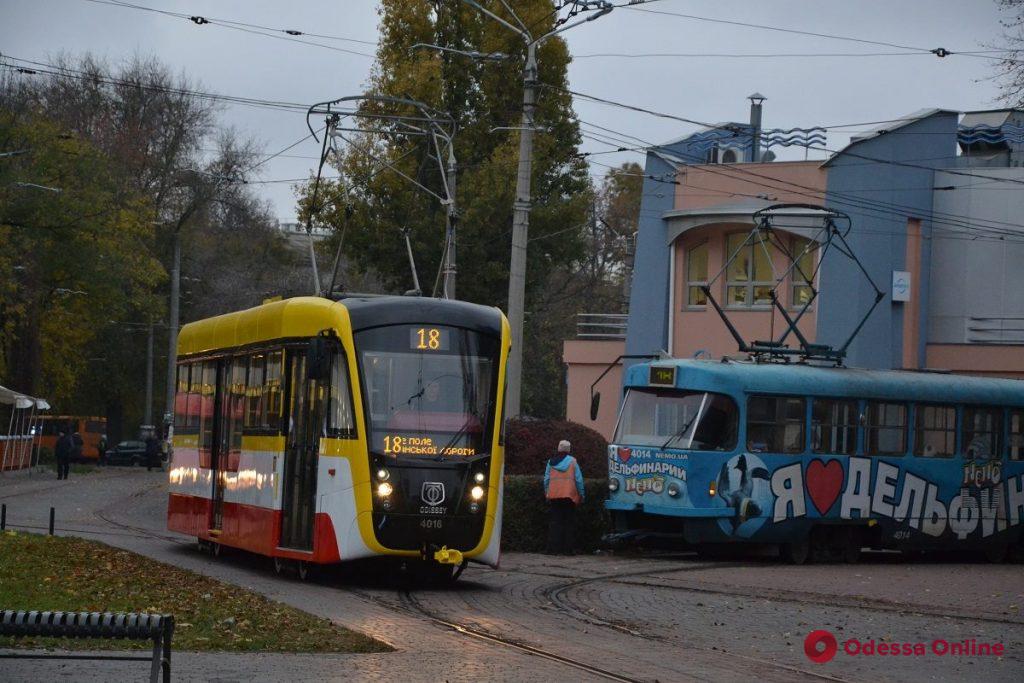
[[614, 388, 738, 451], [355, 325, 498, 457]]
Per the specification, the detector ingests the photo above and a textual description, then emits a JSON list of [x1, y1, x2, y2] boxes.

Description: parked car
[[105, 440, 148, 467]]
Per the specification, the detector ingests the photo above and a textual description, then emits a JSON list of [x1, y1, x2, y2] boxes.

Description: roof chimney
[[748, 92, 766, 162]]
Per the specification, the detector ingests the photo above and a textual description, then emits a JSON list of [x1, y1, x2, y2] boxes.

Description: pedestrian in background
[[54, 429, 72, 480], [144, 434, 161, 472], [97, 434, 107, 466], [543, 439, 585, 555]]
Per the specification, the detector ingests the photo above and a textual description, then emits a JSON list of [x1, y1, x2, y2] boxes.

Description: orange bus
[[34, 416, 107, 461]]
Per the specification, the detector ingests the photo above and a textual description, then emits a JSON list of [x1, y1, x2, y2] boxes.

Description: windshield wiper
[[660, 413, 699, 451], [660, 393, 710, 451], [435, 400, 492, 460]]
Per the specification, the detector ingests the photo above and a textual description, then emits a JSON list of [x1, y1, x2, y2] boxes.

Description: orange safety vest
[[547, 459, 581, 505]]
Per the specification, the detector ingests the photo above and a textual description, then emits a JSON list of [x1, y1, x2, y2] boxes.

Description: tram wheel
[[211, 542, 223, 558], [842, 528, 862, 564], [273, 557, 286, 576], [296, 561, 311, 581], [984, 542, 1009, 564], [781, 537, 810, 565]]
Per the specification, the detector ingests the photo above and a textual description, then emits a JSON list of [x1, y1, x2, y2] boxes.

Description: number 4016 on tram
[[603, 359, 1024, 563], [167, 295, 510, 580]]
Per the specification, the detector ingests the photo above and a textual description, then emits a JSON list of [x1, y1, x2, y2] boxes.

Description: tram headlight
[[470, 485, 485, 501], [667, 482, 680, 498], [608, 478, 620, 492], [377, 481, 393, 498], [474, 472, 486, 484], [469, 502, 480, 514], [377, 468, 390, 481]]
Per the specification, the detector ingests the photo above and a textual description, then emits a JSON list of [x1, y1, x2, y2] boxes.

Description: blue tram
[[604, 359, 1024, 563]]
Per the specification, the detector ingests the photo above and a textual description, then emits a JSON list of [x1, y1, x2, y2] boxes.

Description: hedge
[[501, 475, 610, 553], [504, 418, 608, 477]]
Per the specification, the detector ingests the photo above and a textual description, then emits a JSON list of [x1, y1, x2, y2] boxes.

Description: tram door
[[210, 358, 245, 533], [209, 362, 229, 532], [280, 351, 325, 551]]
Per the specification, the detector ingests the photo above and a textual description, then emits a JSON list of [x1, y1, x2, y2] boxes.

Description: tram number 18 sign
[[411, 327, 450, 351], [649, 366, 676, 387]]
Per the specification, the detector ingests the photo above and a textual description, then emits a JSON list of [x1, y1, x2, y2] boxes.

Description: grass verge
[[0, 531, 389, 653]]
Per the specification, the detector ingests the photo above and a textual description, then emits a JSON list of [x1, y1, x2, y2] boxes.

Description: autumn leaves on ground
[[0, 532, 388, 653]]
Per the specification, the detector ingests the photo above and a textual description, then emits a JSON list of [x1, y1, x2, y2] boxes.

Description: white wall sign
[[892, 270, 911, 302]]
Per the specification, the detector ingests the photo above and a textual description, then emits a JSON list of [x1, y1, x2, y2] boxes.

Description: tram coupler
[[433, 545, 464, 565]]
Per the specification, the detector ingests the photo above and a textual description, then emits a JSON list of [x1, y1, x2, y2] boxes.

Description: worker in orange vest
[[543, 440, 585, 555]]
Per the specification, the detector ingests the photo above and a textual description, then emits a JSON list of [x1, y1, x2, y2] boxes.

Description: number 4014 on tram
[[602, 359, 1024, 563], [167, 295, 510, 580]]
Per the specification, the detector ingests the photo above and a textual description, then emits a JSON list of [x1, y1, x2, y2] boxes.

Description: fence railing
[[576, 313, 628, 340]]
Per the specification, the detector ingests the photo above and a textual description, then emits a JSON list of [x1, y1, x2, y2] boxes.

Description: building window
[[747, 395, 805, 453], [686, 240, 708, 306], [963, 407, 1002, 459], [865, 402, 907, 455], [726, 233, 774, 306], [791, 237, 817, 307], [811, 398, 858, 455], [914, 405, 956, 458], [1010, 410, 1023, 460]]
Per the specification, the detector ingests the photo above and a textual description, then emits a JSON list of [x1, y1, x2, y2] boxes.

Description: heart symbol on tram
[[617, 447, 632, 463], [805, 459, 844, 515]]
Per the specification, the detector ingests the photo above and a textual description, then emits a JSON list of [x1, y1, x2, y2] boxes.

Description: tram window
[[328, 350, 356, 438], [263, 350, 283, 431], [186, 363, 202, 429], [246, 353, 266, 428], [614, 389, 738, 451], [198, 361, 217, 467], [1010, 410, 1023, 460], [865, 402, 907, 456], [963, 407, 1002, 459], [174, 363, 190, 429], [914, 405, 956, 458], [747, 396, 805, 453], [811, 398, 857, 455]]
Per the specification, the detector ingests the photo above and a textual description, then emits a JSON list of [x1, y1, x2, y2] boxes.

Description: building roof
[[662, 201, 835, 245], [824, 108, 959, 166]]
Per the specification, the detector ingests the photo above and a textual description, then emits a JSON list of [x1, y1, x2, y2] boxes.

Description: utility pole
[[164, 231, 180, 434], [442, 143, 458, 299], [144, 320, 154, 426], [505, 40, 537, 417], [461, 0, 613, 417]]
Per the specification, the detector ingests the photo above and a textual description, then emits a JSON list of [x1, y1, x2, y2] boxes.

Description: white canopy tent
[[0, 385, 49, 473]]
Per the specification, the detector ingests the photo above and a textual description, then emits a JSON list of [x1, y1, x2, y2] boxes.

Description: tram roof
[[178, 296, 505, 357], [625, 359, 1024, 407]]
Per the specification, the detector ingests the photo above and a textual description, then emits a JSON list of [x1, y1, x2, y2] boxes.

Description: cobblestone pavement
[[2, 467, 1022, 682]]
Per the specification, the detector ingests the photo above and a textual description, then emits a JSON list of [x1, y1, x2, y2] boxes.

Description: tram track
[[509, 560, 1024, 628], [532, 564, 853, 683]]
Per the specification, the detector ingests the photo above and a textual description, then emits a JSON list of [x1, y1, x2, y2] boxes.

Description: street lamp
[[458, 0, 613, 418]]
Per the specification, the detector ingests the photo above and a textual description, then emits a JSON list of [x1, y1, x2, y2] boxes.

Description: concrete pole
[[164, 230, 180, 438], [144, 321, 154, 426], [443, 145, 458, 299], [505, 41, 538, 418]]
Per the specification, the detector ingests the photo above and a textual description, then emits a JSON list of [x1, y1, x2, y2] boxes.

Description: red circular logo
[[805, 630, 838, 663]]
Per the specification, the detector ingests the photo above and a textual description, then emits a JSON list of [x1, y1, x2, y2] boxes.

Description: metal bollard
[[48, 507, 54, 535], [1, 503, 5, 531]]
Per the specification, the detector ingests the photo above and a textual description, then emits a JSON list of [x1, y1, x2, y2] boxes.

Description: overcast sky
[[1, 0, 1013, 222]]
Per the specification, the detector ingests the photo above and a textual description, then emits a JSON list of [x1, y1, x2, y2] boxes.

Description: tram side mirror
[[306, 337, 331, 381], [590, 392, 601, 421]]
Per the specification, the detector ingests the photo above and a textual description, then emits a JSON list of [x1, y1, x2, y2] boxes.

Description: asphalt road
[[1, 467, 1021, 682]]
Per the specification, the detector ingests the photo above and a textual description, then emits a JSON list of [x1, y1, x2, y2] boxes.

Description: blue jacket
[[543, 454, 585, 502]]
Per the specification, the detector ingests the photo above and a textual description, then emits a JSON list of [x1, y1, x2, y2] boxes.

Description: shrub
[[504, 418, 607, 477], [501, 475, 609, 553]]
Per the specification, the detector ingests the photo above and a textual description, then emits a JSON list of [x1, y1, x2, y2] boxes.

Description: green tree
[[0, 111, 164, 404]]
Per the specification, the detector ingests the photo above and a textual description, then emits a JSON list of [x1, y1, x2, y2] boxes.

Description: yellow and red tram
[[167, 296, 509, 577]]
